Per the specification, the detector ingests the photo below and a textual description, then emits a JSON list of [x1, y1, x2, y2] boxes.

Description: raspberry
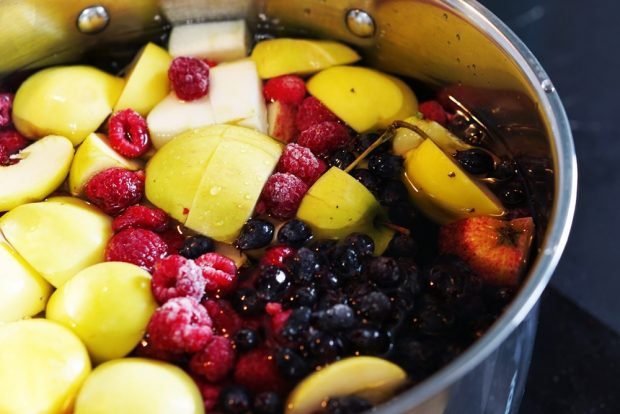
[[147, 297, 213, 353], [233, 348, 286, 394], [418, 100, 448, 125], [189, 336, 236, 382], [151, 255, 206, 304], [203, 299, 244, 337], [265, 302, 292, 336], [195, 252, 238, 294], [159, 227, 186, 254], [108, 109, 151, 158], [0, 93, 14, 128], [260, 246, 296, 269], [105, 228, 168, 272], [112, 205, 170, 233], [133, 336, 181, 363], [277, 143, 325, 186], [84, 168, 145, 215], [295, 96, 339, 131], [0, 129, 28, 166], [197, 382, 221, 412], [263, 75, 306, 105], [260, 173, 308, 219], [169, 57, 210, 101], [202, 59, 218, 68], [297, 121, 350, 155]]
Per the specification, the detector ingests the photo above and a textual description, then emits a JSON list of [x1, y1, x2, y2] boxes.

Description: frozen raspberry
[[418, 100, 448, 125], [260, 246, 296, 269], [0, 93, 14, 128], [105, 228, 168, 272], [108, 109, 151, 158], [190, 336, 236, 382], [203, 299, 244, 337], [0, 129, 28, 166], [265, 302, 292, 336], [263, 75, 306, 105], [84, 168, 145, 215], [147, 297, 213, 353], [151, 255, 206, 304], [297, 121, 350, 155], [295, 96, 339, 131], [169, 57, 210, 101], [198, 382, 221, 412], [112, 205, 170, 233], [233, 348, 286, 394], [260, 173, 308, 219], [277, 143, 325, 186], [159, 227, 186, 254], [195, 252, 238, 294]]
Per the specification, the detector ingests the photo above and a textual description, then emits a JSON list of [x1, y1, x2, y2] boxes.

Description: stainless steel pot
[[0, 1, 577, 413]]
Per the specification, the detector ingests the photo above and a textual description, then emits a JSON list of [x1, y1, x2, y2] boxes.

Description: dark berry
[[234, 328, 260, 352], [385, 233, 417, 258], [348, 327, 390, 355], [112, 205, 170, 233], [392, 337, 436, 377], [168, 56, 210, 101], [325, 396, 373, 414], [277, 143, 325, 186], [455, 149, 494, 175], [297, 121, 350, 155], [368, 152, 402, 179], [179, 235, 215, 259], [307, 331, 344, 362], [307, 239, 338, 260], [295, 96, 339, 131], [418, 100, 448, 125], [84, 168, 145, 216], [0, 93, 14, 128], [315, 290, 347, 311], [275, 348, 310, 379], [254, 392, 283, 414], [388, 201, 418, 228], [232, 288, 264, 316], [260, 173, 308, 219], [316, 268, 342, 289], [352, 132, 387, 154], [343, 233, 375, 258], [316, 304, 356, 331], [328, 149, 355, 170], [396, 258, 421, 296], [282, 307, 312, 340], [256, 266, 291, 302], [288, 247, 320, 284], [493, 159, 517, 180], [277, 219, 312, 247], [235, 219, 274, 250], [108, 109, 151, 158], [330, 246, 364, 280], [500, 183, 527, 206], [105, 228, 167, 272], [356, 291, 391, 324], [367, 257, 401, 288], [263, 75, 306, 105], [218, 385, 252, 414], [350, 169, 381, 196], [411, 298, 455, 336], [285, 285, 318, 308], [261, 245, 297, 269], [379, 180, 408, 207]]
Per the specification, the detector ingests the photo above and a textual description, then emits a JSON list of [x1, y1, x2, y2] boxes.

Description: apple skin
[[46, 261, 158, 363], [74, 358, 204, 414], [0, 319, 91, 414], [0, 134, 74, 212], [12, 65, 124, 145]]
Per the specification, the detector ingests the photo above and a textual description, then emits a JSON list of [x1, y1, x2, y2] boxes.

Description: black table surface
[[478, 1, 620, 413]]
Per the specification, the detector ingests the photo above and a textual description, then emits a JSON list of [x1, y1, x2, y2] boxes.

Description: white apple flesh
[[168, 20, 249, 62]]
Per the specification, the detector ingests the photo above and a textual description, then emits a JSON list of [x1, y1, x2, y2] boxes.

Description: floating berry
[[0, 93, 14, 128], [231, 287, 264, 317], [256, 267, 291, 302], [260, 245, 296, 269], [159, 227, 186, 254], [105, 228, 167, 272], [168, 56, 210, 101], [275, 347, 310, 380], [260, 173, 308, 219], [455, 149, 494, 175], [146, 296, 213, 353], [297, 121, 350, 155], [84, 168, 145, 215], [263, 75, 306, 105], [189, 335, 235, 382], [277, 143, 325, 186], [343, 233, 375, 258], [367, 256, 402, 288], [218, 385, 252, 414], [151, 254, 205, 304], [235, 219, 275, 250], [233, 348, 286, 394], [198, 382, 221, 412], [204, 299, 244, 337], [418, 100, 448, 125], [253, 392, 283, 414], [179, 235, 215, 259], [0, 129, 28, 166], [327, 149, 355, 170], [195, 252, 238, 294], [108, 109, 151, 158], [233, 328, 260, 352], [295, 96, 339, 131], [368, 152, 402, 179], [111, 205, 170, 233], [277, 219, 312, 248], [350, 168, 381, 196]]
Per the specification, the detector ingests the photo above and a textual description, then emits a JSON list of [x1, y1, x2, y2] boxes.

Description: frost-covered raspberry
[[112, 205, 170, 233], [168, 57, 210, 101], [260, 173, 308, 219], [263, 75, 306, 105], [195, 252, 238, 294], [105, 228, 168, 272], [297, 121, 350, 155], [295, 96, 339, 131], [277, 143, 325, 186], [84, 168, 145, 216], [108, 109, 151, 158], [189, 335, 235, 382], [151, 255, 206, 304]]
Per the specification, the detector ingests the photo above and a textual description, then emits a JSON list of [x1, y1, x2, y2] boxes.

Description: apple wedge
[[0, 135, 74, 212], [268, 100, 298, 143], [393, 116, 474, 156], [168, 20, 250, 62]]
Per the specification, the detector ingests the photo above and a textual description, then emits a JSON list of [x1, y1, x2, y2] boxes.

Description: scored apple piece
[[297, 167, 394, 255], [0, 134, 74, 212], [12, 65, 124, 145], [168, 19, 250, 62]]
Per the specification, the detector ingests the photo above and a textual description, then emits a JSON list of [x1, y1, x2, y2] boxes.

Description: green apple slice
[[0, 135, 74, 212]]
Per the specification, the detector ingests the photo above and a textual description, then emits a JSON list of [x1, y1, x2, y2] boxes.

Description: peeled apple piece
[[168, 20, 250, 62]]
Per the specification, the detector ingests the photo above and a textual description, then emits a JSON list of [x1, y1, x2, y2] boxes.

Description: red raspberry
[[202, 59, 218, 68], [263, 75, 306, 105], [0, 129, 28, 166], [84, 168, 145, 216], [133, 336, 181, 363], [169, 57, 210, 101], [295, 96, 339, 131], [297, 121, 350, 155], [112, 205, 170, 233], [265, 302, 292, 336], [260, 173, 308, 219], [105, 228, 168, 272], [147, 297, 213, 353], [197, 382, 221, 412], [0, 93, 14, 128], [159, 227, 186, 254], [151, 255, 206, 304], [203, 299, 244, 337], [189, 336, 236, 382], [277, 143, 324, 186], [108, 109, 151, 158], [418, 100, 448, 125], [260, 246, 296, 269], [195, 252, 238, 294], [233, 348, 286, 394]]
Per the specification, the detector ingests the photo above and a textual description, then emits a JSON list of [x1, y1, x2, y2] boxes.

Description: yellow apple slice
[[69, 132, 142, 196], [114, 42, 172, 116], [12, 65, 124, 145], [46, 262, 157, 363], [297, 167, 394, 254], [251, 38, 361, 79], [0, 197, 113, 288], [286, 356, 407, 414], [0, 319, 91, 414], [403, 138, 504, 224], [0, 135, 74, 212], [0, 233, 52, 322], [169, 20, 250, 62], [307, 66, 418, 133]]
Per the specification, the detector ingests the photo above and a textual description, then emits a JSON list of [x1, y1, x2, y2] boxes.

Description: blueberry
[[455, 148, 494, 175], [234, 328, 259, 352], [315, 290, 347, 311], [356, 291, 391, 324], [343, 233, 374, 258], [331, 246, 364, 280], [235, 218, 274, 250], [254, 392, 283, 414], [275, 348, 310, 379], [231, 288, 264, 316], [325, 396, 373, 414], [282, 307, 312, 340], [425, 255, 476, 302], [388, 201, 418, 228], [500, 183, 527, 206], [277, 219, 313, 247], [493, 159, 517, 180], [316, 304, 357, 331], [218, 385, 252, 414], [316, 267, 342, 289], [379, 180, 408, 207], [395, 258, 421, 298], [392, 337, 436, 377], [352, 132, 383, 154], [328, 149, 356, 170], [368, 152, 402, 179], [348, 327, 390, 355], [307, 331, 344, 362], [350, 169, 381, 196], [256, 266, 291, 302], [179, 235, 215, 259], [385, 233, 418, 258], [367, 257, 402, 288], [288, 247, 321, 284], [411, 298, 456, 336], [285, 285, 319, 308]]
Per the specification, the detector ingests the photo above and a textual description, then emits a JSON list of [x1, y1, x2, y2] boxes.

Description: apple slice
[[114, 42, 173, 116], [0, 319, 91, 414], [251, 38, 361, 79], [0, 196, 113, 288], [0, 233, 52, 322], [268, 100, 298, 143], [0, 135, 74, 212], [69, 132, 142, 195], [168, 20, 250, 62], [12, 65, 124, 145], [393, 116, 473, 156]]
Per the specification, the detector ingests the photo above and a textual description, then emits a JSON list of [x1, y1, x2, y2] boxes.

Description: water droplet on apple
[[210, 185, 222, 195]]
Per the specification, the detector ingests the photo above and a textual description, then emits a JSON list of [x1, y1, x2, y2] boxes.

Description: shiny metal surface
[[76, 5, 110, 34], [345, 9, 377, 38], [0, 0, 577, 412]]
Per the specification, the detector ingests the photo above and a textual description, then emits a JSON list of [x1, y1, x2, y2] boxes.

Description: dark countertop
[[478, 0, 620, 412]]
